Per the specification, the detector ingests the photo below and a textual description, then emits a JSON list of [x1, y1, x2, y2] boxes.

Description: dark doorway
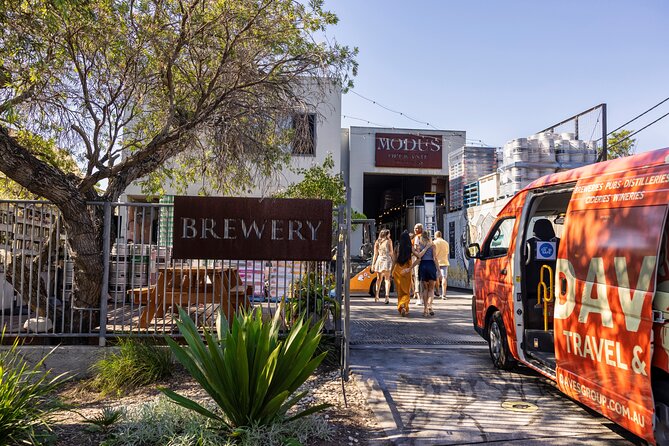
[[363, 174, 446, 241]]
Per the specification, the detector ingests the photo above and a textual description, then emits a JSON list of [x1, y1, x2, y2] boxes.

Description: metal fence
[[0, 200, 342, 343]]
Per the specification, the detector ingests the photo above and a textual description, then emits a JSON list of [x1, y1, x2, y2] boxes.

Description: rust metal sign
[[375, 132, 443, 169], [172, 196, 332, 260]]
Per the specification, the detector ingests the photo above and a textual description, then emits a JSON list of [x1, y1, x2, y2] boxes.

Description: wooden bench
[[129, 266, 252, 329]]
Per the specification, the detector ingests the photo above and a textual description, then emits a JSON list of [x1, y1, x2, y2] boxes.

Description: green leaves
[[163, 305, 328, 430], [607, 129, 637, 159], [90, 338, 173, 396], [274, 154, 346, 206], [0, 0, 357, 202], [0, 337, 69, 444], [286, 270, 339, 328]]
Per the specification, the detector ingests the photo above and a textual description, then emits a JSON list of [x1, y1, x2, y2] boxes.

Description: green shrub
[[286, 271, 339, 328], [101, 396, 330, 446], [162, 306, 330, 431], [91, 338, 172, 395], [82, 406, 125, 433], [100, 396, 226, 446], [237, 416, 332, 446], [0, 338, 67, 444]]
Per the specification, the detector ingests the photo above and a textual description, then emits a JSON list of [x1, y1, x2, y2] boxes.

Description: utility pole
[[600, 103, 608, 162]]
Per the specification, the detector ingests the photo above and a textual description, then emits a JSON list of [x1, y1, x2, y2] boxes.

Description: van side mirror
[[466, 243, 481, 259]]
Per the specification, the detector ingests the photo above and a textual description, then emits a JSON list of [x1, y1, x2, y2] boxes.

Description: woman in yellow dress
[[393, 231, 420, 317]]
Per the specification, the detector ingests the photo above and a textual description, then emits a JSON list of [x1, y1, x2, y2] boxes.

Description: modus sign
[[375, 133, 443, 169], [172, 197, 332, 260]]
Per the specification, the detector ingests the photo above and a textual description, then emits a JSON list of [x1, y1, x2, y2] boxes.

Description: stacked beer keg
[[497, 132, 598, 198]]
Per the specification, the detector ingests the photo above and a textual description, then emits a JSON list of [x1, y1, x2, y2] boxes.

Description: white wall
[[123, 79, 342, 200], [259, 80, 342, 197], [444, 209, 470, 289]]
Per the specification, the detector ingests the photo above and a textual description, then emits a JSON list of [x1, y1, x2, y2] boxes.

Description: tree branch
[[0, 126, 82, 205], [0, 84, 36, 115]]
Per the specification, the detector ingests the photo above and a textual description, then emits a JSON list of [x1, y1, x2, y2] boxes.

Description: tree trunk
[[5, 205, 105, 334], [58, 198, 105, 333], [0, 128, 108, 334], [7, 226, 63, 331]]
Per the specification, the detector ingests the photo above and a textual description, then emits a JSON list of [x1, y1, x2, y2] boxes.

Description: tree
[[274, 153, 365, 237], [0, 131, 80, 199], [274, 154, 345, 205], [0, 0, 357, 329], [606, 130, 636, 159]]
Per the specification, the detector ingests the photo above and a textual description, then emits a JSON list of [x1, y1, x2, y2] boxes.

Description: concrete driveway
[[349, 290, 641, 445]]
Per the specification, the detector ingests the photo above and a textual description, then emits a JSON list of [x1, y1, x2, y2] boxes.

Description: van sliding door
[[554, 168, 669, 443]]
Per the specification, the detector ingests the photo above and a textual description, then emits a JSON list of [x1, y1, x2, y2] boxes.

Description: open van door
[[554, 168, 669, 443]]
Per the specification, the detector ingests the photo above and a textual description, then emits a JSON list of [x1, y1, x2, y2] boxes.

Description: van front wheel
[[488, 311, 516, 370]]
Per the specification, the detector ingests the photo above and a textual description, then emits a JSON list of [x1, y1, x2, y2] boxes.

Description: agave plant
[[162, 305, 330, 430]]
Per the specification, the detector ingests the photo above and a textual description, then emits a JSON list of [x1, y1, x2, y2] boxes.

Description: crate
[[108, 283, 127, 294], [463, 182, 480, 209], [111, 243, 133, 257], [130, 255, 150, 263], [479, 173, 499, 203]]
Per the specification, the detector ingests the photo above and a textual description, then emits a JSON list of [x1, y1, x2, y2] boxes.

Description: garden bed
[[51, 365, 387, 446]]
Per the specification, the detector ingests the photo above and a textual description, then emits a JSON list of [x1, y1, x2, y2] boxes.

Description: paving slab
[[348, 290, 640, 445]]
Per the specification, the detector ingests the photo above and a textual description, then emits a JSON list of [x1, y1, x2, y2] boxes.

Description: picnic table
[[130, 265, 252, 329]]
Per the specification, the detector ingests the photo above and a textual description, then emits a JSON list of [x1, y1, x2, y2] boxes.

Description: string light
[[346, 91, 493, 145], [349, 91, 439, 129], [343, 114, 391, 128]]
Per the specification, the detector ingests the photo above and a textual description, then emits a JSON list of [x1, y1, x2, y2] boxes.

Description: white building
[[344, 127, 466, 251], [120, 80, 342, 244], [120, 84, 474, 258], [123, 80, 342, 202]]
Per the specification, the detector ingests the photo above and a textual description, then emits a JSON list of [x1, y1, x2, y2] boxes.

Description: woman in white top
[[371, 229, 394, 304]]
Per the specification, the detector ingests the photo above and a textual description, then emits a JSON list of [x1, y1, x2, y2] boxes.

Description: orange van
[[468, 148, 669, 444]]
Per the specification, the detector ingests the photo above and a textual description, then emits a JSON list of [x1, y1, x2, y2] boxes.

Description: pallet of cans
[[108, 242, 161, 303], [448, 146, 498, 211], [496, 132, 598, 199]]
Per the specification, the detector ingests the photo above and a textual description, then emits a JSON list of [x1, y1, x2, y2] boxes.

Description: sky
[[326, 0, 669, 153]]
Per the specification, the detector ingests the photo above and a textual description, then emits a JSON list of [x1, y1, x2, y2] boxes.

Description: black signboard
[[448, 221, 456, 259]]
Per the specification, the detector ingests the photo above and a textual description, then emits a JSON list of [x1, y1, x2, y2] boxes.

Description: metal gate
[[0, 199, 344, 345], [334, 203, 349, 380]]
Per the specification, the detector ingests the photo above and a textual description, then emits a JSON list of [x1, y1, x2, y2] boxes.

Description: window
[[291, 113, 316, 155], [482, 217, 516, 258]]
